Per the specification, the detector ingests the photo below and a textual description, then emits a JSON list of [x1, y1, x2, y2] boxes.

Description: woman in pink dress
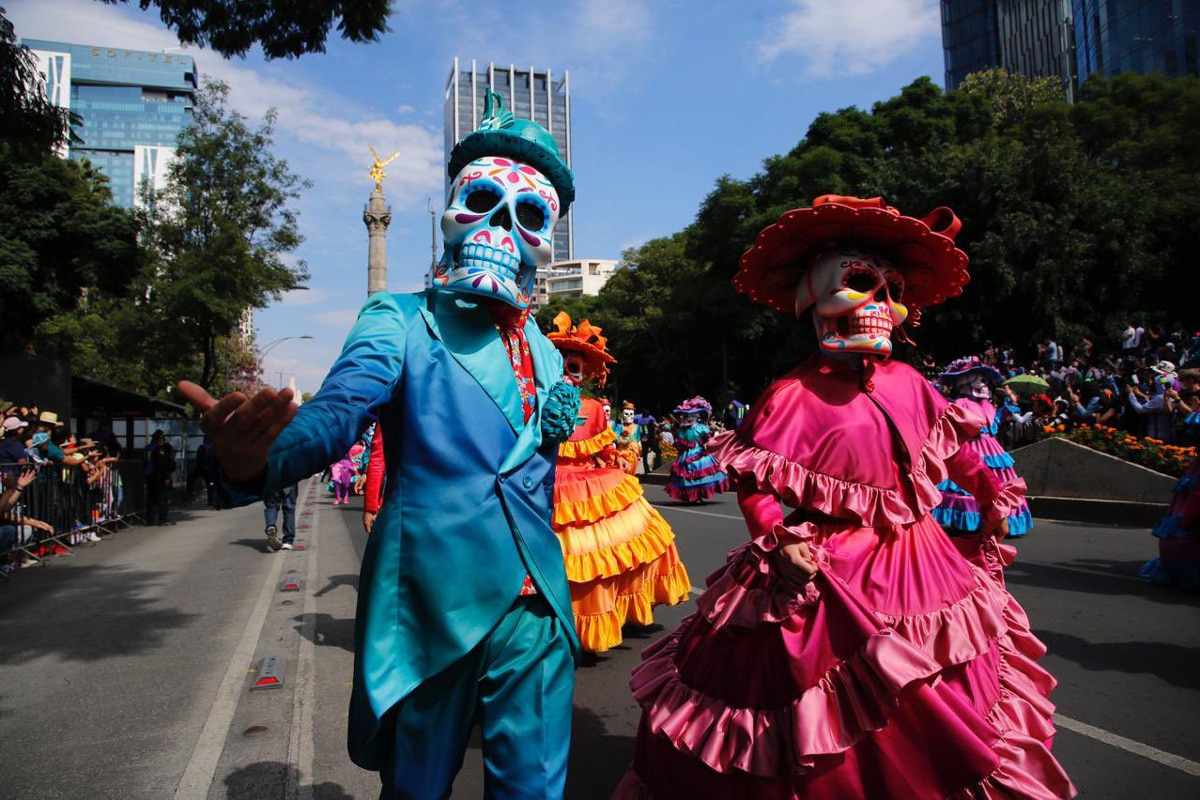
[[616, 196, 1075, 799]]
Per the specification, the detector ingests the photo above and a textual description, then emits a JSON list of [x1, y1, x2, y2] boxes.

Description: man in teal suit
[[180, 92, 583, 799]]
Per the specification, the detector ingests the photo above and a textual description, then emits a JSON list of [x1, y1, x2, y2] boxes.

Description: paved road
[[0, 481, 1197, 798]]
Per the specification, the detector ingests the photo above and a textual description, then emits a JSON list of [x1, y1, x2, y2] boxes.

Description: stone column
[[363, 188, 391, 295]]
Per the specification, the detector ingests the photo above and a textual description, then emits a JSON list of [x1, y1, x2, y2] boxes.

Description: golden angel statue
[[368, 145, 401, 191]]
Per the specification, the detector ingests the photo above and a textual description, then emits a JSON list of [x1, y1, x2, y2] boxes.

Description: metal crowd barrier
[[0, 460, 142, 577]]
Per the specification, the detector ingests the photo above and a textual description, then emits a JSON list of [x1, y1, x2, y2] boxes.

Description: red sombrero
[[733, 195, 970, 322], [547, 312, 616, 381]]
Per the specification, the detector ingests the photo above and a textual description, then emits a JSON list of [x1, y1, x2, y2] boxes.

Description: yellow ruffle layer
[[558, 500, 678, 582], [558, 427, 617, 459], [553, 472, 644, 526], [572, 547, 692, 653]]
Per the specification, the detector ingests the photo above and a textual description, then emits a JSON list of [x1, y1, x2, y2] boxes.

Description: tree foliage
[[538, 71, 1197, 413], [0, 7, 75, 157], [0, 147, 141, 353], [34, 80, 307, 398], [98, 0, 391, 59]]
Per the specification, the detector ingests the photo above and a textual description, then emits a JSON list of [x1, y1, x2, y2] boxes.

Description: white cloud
[[277, 287, 329, 307], [315, 308, 362, 328], [8, 0, 443, 207], [758, 0, 939, 76]]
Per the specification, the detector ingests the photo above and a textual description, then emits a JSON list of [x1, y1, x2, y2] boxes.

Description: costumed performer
[[665, 396, 728, 503], [616, 195, 1074, 799], [1140, 450, 1200, 591], [548, 313, 690, 653], [180, 89, 584, 799], [932, 356, 1033, 539], [616, 400, 643, 474]]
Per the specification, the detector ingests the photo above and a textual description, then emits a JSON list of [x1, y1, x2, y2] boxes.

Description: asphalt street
[[0, 480, 1197, 799]]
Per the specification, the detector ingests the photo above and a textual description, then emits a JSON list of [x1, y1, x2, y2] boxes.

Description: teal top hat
[[448, 90, 575, 214]]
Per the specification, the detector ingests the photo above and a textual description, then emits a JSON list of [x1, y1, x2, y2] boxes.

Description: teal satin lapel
[[419, 293, 524, 433]]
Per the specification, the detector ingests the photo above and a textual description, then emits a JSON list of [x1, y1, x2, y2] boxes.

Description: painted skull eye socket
[[845, 271, 878, 293], [885, 274, 906, 300], [515, 201, 546, 231], [465, 187, 501, 213]]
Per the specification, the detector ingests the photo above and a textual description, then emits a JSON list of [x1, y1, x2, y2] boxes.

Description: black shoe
[[265, 525, 282, 551]]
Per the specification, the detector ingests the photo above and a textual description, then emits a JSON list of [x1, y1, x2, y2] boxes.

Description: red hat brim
[[734, 197, 970, 315], [547, 335, 617, 366]]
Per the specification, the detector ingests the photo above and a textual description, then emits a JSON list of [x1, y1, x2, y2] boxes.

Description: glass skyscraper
[[1073, 0, 1200, 82], [942, 2, 1200, 98], [24, 39, 198, 208], [941, 1, 1075, 97], [444, 59, 573, 262]]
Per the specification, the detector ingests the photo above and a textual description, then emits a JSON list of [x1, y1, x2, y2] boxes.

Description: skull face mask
[[956, 375, 992, 400], [434, 156, 560, 309], [622, 408, 635, 424], [562, 353, 586, 386], [795, 247, 909, 358]]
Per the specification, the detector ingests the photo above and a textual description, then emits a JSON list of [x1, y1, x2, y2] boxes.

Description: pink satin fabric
[[618, 357, 1074, 799]]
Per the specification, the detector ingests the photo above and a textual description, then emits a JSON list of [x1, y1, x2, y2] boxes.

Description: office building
[[444, 59, 573, 262], [942, 2, 1200, 98], [24, 39, 198, 208], [1073, 0, 1200, 82], [533, 259, 618, 311], [941, 1, 1075, 97]]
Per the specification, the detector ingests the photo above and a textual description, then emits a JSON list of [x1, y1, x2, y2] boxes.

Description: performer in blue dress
[[180, 91, 583, 799], [666, 396, 729, 503]]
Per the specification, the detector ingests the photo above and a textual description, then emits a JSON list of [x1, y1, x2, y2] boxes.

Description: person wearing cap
[[179, 90, 583, 799], [0, 416, 30, 472], [617, 196, 1073, 799]]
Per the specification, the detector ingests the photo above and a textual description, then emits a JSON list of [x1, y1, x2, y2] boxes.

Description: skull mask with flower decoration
[[435, 91, 576, 310], [795, 246, 909, 358]]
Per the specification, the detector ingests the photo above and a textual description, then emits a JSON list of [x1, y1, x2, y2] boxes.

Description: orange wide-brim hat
[[547, 312, 617, 369], [734, 195, 970, 320]]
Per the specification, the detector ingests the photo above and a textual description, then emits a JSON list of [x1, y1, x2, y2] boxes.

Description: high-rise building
[[941, 1, 1075, 98], [533, 259, 618, 312], [443, 59, 573, 262], [23, 39, 198, 208], [942, 2, 1200, 98], [1073, 0, 1200, 82]]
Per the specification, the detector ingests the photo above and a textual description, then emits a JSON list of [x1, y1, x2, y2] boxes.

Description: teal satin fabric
[[254, 290, 578, 770]]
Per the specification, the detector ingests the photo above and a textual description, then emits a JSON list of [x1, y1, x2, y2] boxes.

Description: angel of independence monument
[[363, 146, 398, 295]]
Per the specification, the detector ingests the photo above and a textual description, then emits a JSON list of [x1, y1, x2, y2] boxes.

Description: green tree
[[142, 79, 309, 388], [0, 147, 141, 353], [0, 7, 74, 157], [98, 0, 391, 58]]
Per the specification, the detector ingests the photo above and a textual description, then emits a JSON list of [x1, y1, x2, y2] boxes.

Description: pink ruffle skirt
[[615, 515, 1075, 799]]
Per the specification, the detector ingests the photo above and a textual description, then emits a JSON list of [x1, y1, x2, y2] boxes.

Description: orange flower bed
[[1046, 425, 1196, 477]]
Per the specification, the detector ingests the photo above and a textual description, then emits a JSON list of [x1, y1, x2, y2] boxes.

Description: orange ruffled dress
[[554, 397, 691, 653]]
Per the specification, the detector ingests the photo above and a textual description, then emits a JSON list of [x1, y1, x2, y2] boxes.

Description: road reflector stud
[[252, 656, 284, 690], [280, 577, 303, 592]]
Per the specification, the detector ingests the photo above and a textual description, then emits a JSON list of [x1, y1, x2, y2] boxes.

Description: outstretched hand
[[178, 381, 298, 484]]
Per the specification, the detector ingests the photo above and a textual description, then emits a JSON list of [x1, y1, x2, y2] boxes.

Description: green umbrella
[[1003, 374, 1050, 396]]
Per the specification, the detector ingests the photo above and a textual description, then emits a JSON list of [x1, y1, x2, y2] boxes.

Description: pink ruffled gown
[[616, 357, 1075, 799]]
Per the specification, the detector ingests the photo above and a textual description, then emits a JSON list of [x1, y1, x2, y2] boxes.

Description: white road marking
[[652, 504, 743, 521], [173, 478, 311, 800], [1053, 713, 1200, 777], [286, 481, 320, 800]]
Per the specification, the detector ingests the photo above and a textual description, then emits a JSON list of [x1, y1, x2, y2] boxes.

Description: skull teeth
[[459, 243, 520, 280]]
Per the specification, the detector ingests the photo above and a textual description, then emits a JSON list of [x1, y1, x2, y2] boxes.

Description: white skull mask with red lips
[[795, 247, 909, 358]]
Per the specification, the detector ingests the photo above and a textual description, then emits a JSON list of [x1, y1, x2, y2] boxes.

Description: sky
[[9, 0, 945, 394]]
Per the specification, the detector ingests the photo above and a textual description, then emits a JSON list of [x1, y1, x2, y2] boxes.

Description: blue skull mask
[[434, 155, 561, 309]]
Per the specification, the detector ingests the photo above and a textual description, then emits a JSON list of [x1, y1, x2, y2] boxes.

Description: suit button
[[522, 475, 534, 490]]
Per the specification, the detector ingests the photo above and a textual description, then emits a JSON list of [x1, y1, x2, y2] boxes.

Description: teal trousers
[[380, 596, 575, 800]]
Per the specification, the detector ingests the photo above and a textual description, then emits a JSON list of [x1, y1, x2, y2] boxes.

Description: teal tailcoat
[[255, 289, 579, 769]]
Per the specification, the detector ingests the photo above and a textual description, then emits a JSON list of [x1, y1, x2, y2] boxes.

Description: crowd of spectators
[[0, 401, 127, 576], [918, 323, 1200, 449]]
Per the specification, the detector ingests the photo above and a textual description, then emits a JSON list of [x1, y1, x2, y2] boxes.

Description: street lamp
[[259, 335, 313, 361], [257, 335, 313, 391]]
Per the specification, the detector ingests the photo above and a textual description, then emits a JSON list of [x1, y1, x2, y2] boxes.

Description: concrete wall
[[1012, 437, 1176, 504]]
